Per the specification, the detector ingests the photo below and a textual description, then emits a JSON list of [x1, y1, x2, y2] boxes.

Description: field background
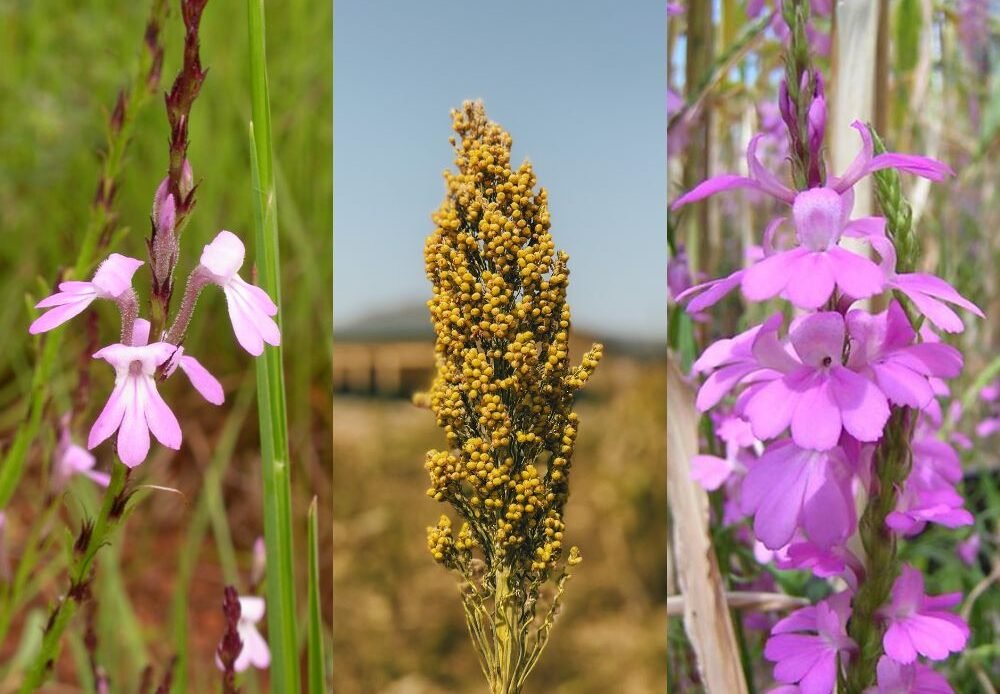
[[0, 0, 331, 690], [332, 351, 667, 693]]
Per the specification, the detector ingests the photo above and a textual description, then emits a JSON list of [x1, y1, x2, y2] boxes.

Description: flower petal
[[178, 355, 225, 405], [117, 378, 151, 467]]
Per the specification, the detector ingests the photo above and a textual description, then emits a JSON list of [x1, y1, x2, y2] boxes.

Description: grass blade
[[246, 1, 299, 691], [306, 497, 326, 693]]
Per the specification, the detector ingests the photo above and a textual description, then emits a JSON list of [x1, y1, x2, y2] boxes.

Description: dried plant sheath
[[420, 101, 601, 693], [667, 357, 748, 694]]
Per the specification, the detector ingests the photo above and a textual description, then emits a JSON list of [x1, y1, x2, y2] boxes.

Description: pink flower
[[742, 312, 889, 450], [690, 414, 756, 490], [956, 533, 980, 567], [741, 440, 855, 549], [29, 254, 144, 334], [250, 537, 266, 587], [692, 316, 780, 412], [865, 656, 954, 694], [880, 565, 969, 664], [199, 231, 280, 356], [214, 596, 270, 672], [869, 238, 983, 334], [88, 342, 181, 467], [53, 414, 110, 491], [777, 541, 863, 590], [671, 122, 952, 212], [845, 302, 963, 409], [765, 593, 855, 694], [886, 465, 973, 536], [133, 319, 224, 405], [741, 189, 886, 308]]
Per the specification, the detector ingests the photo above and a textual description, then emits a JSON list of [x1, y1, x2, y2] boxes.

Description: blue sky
[[334, 1, 665, 340]]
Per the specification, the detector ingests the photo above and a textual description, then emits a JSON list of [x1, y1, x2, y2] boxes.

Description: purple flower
[[214, 596, 270, 672], [741, 189, 886, 308], [956, 533, 980, 567], [690, 414, 756, 490], [671, 122, 953, 211], [741, 312, 889, 450], [886, 453, 973, 536], [777, 541, 864, 590], [29, 254, 144, 334], [199, 231, 280, 356], [880, 565, 969, 664], [692, 315, 780, 412], [869, 238, 983, 334], [88, 341, 181, 467], [765, 593, 855, 694], [53, 413, 110, 491], [845, 302, 963, 409], [667, 244, 694, 301], [741, 440, 855, 549], [865, 656, 954, 694], [675, 268, 745, 314]]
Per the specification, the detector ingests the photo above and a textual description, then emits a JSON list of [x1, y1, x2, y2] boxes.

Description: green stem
[[20, 461, 129, 693], [491, 568, 522, 694], [841, 409, 914, 693], [247, 1, 299, 691]]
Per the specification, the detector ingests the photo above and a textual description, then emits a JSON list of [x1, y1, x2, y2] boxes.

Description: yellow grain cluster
[[422, 101, 602, 581]]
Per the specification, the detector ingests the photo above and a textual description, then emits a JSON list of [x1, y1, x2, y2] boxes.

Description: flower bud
[[807, 93, 826, 158]]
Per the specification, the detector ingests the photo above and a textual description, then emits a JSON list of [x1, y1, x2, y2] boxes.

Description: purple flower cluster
[[29, 166, 280, 467], [673, 70, 980, 693]]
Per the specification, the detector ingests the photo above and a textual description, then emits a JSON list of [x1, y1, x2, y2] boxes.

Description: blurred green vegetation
[[332, 358, 668, 693], [0, 0, 331, 689]]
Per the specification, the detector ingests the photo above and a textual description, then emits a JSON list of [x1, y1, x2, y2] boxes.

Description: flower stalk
[[841, 408, 913, 693], [20, 461, 130, 693]]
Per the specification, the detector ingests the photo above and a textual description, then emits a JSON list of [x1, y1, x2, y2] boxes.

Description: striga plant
[[418, 101, 602, 693]]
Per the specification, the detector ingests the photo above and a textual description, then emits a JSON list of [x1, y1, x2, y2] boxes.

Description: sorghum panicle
[[421, 100, 600, 690]]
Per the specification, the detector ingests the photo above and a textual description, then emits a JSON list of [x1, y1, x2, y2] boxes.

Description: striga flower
[[864, 656, 954, 694], [740, 440, 855, 549], [886, 443, 973, 536], [740, 189, 886, 308], [671, 122, 952, 212], [845, 302, 963, 409], [29, 254, 144, 334], [53, 413, 110, 491], [741, 312, 889, 450], [691, 314, 781, 412], [214, 596, 270, 673], [88, 341, 181, 467], [198, 230, 280, 356], [869, 237, 983, 334], [880, 565, 969, 664], [132, 318, 224, 405], [764, 593, 856, 694], [956, 533, 980, 567], [690, 414, 756, 491]]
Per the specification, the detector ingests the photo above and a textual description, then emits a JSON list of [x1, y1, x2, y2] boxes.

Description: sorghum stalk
[[0, 0, 167, 510], [20, 462, 131, 693], [421, 101, 600, 693]]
